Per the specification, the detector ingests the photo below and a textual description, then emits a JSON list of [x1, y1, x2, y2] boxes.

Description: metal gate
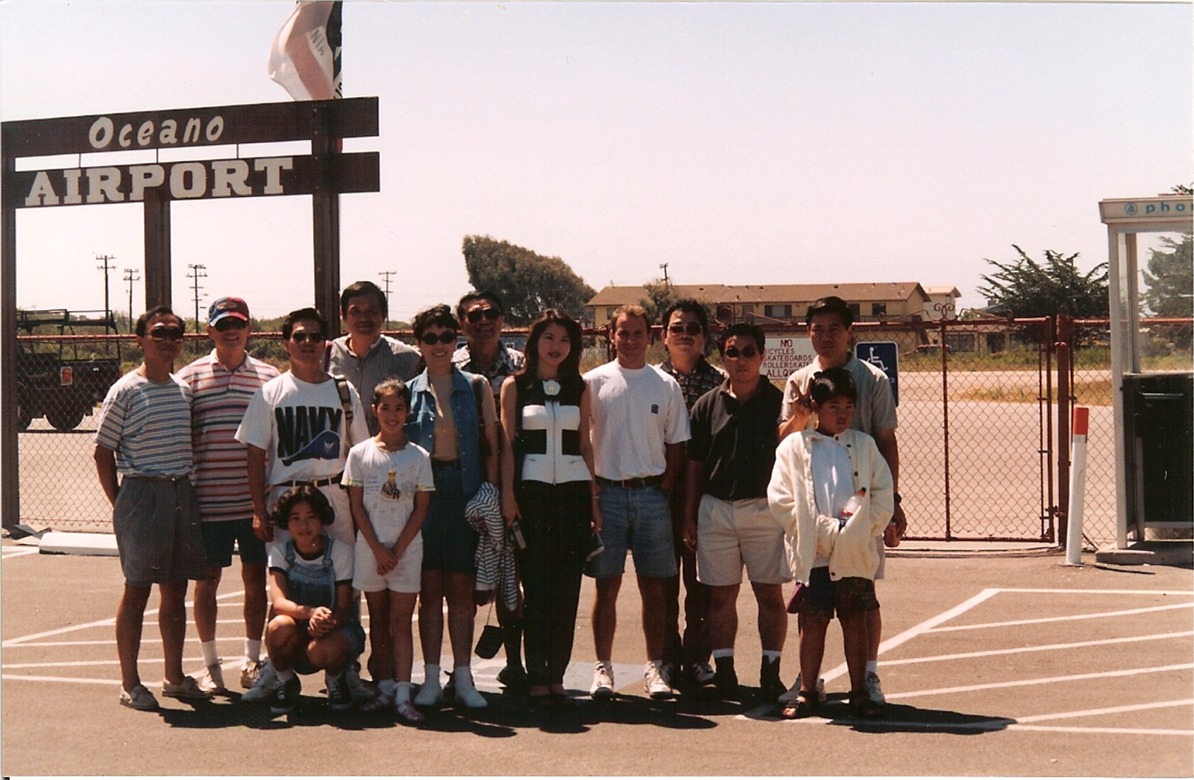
[[851, 317, 1056, 542]]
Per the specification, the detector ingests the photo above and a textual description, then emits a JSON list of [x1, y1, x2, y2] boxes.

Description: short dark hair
[[412, 304, 459, 339], [371, 377, 411, 407], [135, 305, 181, 337], [281, 307, 328, 341], [718, 322, 766, 354], [522, 309, 583, 379], [661, 298, 709, 335], [340, 281, 387, 318], [272, 485, 335, 529], [610, 303, 650, 332], [456, 290, 504, 320], [809, 366, 858, 405], [805, 296, 853, 328]]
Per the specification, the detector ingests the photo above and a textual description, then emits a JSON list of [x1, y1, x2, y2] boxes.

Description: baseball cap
[[208, 297, 250, 325]]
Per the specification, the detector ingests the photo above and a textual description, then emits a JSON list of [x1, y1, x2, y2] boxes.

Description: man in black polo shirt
[[682, 322, 789, 701]]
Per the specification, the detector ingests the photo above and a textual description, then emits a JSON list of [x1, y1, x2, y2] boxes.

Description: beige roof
[[924, 285, 962, 297], [588, 282, 929, 306]]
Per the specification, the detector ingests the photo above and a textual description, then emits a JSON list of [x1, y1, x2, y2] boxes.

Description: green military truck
[[16, 309, 123, 432]]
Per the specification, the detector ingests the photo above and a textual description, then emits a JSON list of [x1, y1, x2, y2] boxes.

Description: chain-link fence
[[13, 318, 1191, 542]]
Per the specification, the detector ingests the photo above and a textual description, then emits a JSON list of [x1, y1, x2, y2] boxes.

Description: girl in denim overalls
[[264, 486, 365, 716]]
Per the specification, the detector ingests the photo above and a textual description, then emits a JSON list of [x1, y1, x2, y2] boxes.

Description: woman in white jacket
[[767, 367, 893, 718]]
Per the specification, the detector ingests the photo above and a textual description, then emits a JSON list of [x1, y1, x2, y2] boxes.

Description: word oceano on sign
[[22, 158, 295, 207], [87, 114, 225, 150]]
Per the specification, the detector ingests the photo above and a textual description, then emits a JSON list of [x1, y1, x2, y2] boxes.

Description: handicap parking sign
[[855, 341, 899, 406]]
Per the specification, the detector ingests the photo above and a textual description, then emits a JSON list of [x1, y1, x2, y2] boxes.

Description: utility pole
[[123, 268, 141, 329], [378, 270, 396, 329], [187, 264, 207, 332], [659, 262, 670, 286], [96, 253, 116, 325]]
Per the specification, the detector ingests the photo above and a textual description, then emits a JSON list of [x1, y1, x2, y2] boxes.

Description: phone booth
[[1098, 195, 1194, 549]]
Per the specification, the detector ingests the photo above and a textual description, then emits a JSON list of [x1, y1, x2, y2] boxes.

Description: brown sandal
[[779, 692, 818, 719]]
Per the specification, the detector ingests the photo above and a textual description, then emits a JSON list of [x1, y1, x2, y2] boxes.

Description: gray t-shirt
[[780, 354, 897, 436]]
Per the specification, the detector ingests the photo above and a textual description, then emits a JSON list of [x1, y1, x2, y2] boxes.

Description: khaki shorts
[[353, 536, 423, 594], [695, 495, 791, 587]]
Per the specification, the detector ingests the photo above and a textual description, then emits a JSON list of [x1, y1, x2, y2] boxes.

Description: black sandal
[[848, 689, 882, 718], [779, 692, 818, 719]]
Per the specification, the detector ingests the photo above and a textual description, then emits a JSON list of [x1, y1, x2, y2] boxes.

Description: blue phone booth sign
[[855, 341, 899, 406]]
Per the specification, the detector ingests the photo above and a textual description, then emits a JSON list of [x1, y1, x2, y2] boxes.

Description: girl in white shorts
[[343, 379, 434, 722]]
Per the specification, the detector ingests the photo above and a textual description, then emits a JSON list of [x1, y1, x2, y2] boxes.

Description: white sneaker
[[452, 670, 488, 709], [194, 661, 226, 694], [414, 674, 443, 707], [643, 662, 675, 700], [240, 659, 264, 689], [241, 660, 277, 703], [777, 673, 826, 704], [865, 671, 886, 705], [589, 662, 615, 700]]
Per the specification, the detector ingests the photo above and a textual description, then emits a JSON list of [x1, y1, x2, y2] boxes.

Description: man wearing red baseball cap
[[177, 296, 280, 696]]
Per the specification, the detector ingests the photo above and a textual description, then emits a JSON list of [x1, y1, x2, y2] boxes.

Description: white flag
[[268, 1, 342, 101]]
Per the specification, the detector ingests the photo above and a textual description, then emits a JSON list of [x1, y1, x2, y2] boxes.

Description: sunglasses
[[667, 322, 703, 336], [290, 332, 324, 343], [419, 331, 457, 345], [147, 326, 184, 341], [465, 307, 501, 323], [214, 319, 247, 332], [723, 345, 759, 359]]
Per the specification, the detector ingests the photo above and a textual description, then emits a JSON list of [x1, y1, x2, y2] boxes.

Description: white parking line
[[930, 602, 1194, 633], [880, 630, 1194, 666], [891, 663, 1194, 699]]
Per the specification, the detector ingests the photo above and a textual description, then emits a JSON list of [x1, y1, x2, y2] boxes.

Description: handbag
[[785, 581, 805, 614]]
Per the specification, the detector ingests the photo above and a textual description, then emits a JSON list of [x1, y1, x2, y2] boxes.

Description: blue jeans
[[585, 485, 676, 579]]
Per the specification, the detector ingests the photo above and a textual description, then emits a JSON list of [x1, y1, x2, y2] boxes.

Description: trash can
[[1123, 372, 1193, 530]]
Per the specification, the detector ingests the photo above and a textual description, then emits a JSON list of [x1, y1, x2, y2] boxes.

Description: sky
[[2, 0, 1191, 323]]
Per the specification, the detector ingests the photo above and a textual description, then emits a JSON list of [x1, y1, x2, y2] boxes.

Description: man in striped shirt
[[176, 297, 280, 694], [95, 306, 209, 711]]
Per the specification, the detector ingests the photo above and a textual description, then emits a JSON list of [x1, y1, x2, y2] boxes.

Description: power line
[[379, 270, 396, 328], [122, 268, 141, 330], [187, 264, 208, 332], [95, 253, 116, 323]]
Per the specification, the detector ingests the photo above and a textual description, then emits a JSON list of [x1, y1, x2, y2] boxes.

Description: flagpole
[[311, 102, 341, 328]]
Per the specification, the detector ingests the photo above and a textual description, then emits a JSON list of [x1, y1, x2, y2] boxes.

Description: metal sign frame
[[1, 97, 380, 529]]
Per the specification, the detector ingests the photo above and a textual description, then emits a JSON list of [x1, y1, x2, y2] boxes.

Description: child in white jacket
[[768, 367, 893, 718]]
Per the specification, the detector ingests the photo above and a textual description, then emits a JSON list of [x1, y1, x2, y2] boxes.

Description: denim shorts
[[201, 518, 266, 569], [585, 485, 677, 579], [421, 461, 478, 574], [291, 620, 367, 675]]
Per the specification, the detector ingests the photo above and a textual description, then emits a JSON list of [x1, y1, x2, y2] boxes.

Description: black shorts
[[200, 519, 267, 569], [795, 566, 879, 619]]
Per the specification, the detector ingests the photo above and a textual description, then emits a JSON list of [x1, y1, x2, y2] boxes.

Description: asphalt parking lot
[[2, 540, 1191, 777]]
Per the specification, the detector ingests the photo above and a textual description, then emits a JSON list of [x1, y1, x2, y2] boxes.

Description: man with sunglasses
[[176, 297, 280, 695], [94, 306, 209, 710], [656, 299, 724, 695], [327, 281, 420, 436], [776, 295, 905, 708], [235, 307, 370, 703], [451, 290, 528, 691], [682, 322, 789, 701]]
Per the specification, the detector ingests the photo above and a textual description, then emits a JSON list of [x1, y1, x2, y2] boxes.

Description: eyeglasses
[[290, 332, 324, 343], [147, 326, 184, 341], [465, 307, 501, 323], [214, 319, 247, 332], [667, 322, 703, 336], [723, 345, 759, 359], [419, 331, 457, 345]]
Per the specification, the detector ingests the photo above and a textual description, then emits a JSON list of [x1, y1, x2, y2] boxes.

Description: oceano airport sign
[[1, 98, 378, 157], [12, 153, 380, 208]]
